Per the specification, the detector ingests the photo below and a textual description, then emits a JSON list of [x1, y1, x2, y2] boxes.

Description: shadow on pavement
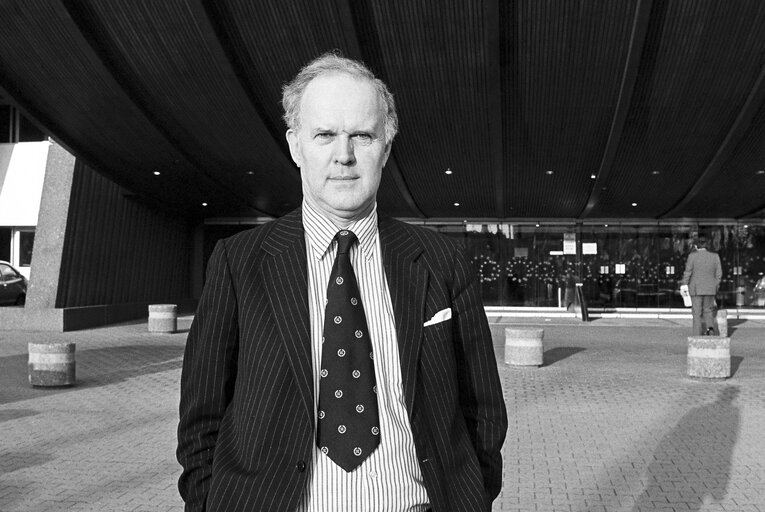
[[728, 320, 739, 337], [543, 347, 585, 366], [0, 408, 38, 423], [727, 318, 748, 336], [0, 344, 184, 406], [0, 451, 55, 475], [630, 385, 740, 512], [731, 356, 744, 377]]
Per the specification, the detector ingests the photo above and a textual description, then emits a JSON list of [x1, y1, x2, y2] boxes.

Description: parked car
[[0, 260, 27, 306]]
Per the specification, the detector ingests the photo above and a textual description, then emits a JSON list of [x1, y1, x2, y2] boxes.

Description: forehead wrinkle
[[298, 75, 384, 134]]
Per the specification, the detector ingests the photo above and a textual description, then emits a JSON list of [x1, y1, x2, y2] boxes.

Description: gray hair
[[282, 51, 398, 144]]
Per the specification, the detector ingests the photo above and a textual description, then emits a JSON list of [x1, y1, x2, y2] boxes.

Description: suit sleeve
[[715, 254, 723, 290], [681, 253, 694, 286], [450, 242, 508, 502], [177, 240, 240, 511]]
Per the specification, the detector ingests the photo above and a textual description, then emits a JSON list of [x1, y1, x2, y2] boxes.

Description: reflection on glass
[[19, 231, 34, 267], [441, 223, 765, 309]]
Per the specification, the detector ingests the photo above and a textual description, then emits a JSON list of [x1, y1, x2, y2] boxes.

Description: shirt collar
[[303, 201, 378, 261]]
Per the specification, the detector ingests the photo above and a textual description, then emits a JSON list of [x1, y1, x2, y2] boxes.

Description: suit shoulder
[[219, 209, 302, 255], [218, 222, 272, 253], [382, 217, 463, 252]]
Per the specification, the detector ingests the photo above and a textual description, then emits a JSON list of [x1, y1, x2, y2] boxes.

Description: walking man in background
[[681, 235, 723, 335], [177, 51, 507, 512]]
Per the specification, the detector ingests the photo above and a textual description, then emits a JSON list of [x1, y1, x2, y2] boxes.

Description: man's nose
[[333, 136, 355, 165]]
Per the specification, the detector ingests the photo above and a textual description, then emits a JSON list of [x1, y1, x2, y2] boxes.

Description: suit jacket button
[[296, 460, 306, 472]]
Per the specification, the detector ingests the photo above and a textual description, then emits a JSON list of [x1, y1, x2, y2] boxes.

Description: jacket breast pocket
[[423, 318, 453, 350]]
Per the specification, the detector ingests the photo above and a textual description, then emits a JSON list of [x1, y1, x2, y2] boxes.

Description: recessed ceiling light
[[604, 224, 609, 227], [631, 202, 638, 207], [545, 170, 554, 175], [757, 170, 765, 175], [744, 224, 749, 228], [246, 171, 254, 175], [453, 202, 460, 206], [651, 170, 660, 175], [202, 202, 208, 207], [153, 171, 161, 176], [445, 168, 453, 175], [590, 174, 596, 179], [535, 223, 540, 227]]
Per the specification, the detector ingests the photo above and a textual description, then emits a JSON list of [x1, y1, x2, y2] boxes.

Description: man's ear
[[382, 141, 392, 168], [286, 129, 302, 168]]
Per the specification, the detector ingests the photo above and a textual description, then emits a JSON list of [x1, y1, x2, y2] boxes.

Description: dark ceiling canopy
[[2, 0, 765, 222]]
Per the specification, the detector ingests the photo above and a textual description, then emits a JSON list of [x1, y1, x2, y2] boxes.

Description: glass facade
[[204, 221, 765, 310], [433, 222, 765, 309], [0, 104, 47, 143]]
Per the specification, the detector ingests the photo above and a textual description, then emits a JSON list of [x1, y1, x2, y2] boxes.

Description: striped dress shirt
[[297, 201, 430, 511]]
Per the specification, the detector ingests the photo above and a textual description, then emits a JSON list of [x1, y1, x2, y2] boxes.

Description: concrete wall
[[1, 143, 198, 331], [56, 160, 193, 308]]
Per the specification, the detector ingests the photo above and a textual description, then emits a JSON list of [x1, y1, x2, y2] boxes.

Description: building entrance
[[443, 222, 765, 310]]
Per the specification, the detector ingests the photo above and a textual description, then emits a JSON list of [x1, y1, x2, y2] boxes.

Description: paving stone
[[2, 316, 765, 511]]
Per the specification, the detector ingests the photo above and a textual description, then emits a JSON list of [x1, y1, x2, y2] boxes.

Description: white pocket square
[[424, 308, 451, 326]]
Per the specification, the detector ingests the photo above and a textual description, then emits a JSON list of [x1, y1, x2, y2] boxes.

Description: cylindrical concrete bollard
[[148, 304, 177, 333], [736, 286, 745, 307], [504, 328, 544, 366], [716, 309, 728, 337], [28, 342, 76, 387], [687, 336, 730, 379]]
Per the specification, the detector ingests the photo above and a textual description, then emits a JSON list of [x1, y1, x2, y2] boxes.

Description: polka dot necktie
[[317, 230, 380, 472]]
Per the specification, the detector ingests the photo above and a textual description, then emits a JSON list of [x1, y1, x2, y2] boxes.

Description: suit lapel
[[262, 209, 313, 423], [379, 218, 427, 415]]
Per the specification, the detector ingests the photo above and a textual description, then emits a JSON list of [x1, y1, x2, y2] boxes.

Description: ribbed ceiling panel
[[2, 1, 765, 221], [63, 0, 301, 216], [676, 98, 765, 218], [589, 0, 765, 218], [503, 0, 637, 218], [358, 0, 497, 217], [0, 0, 236, 215]]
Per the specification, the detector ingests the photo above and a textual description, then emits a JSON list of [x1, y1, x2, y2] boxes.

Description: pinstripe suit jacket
[[177, 208, 507, 512]]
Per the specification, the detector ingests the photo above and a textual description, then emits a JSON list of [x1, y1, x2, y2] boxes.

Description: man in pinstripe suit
[[177, 52, 507, 511]]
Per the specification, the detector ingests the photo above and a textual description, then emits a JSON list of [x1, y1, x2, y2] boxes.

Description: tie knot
[[334, 230, 358, 255]]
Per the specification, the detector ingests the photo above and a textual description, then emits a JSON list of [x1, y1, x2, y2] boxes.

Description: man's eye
[[353, 133, 374, 144], [314, 133, 335, 144]]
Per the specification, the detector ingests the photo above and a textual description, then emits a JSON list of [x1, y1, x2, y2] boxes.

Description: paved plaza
[[1, 315, 764, 511]]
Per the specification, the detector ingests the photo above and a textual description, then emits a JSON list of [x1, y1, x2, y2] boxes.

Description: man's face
[[286, 73, 391, 227]]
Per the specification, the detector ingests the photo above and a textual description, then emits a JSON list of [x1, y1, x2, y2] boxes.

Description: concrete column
[[25, 142, 76, 309]]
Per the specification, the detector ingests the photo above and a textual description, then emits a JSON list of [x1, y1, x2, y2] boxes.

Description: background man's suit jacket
[[177, 208, 508, 512], [681, 248, 723, 296]]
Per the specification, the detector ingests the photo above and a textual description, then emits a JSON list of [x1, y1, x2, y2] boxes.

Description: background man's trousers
[[690, 295, 718, 335]]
